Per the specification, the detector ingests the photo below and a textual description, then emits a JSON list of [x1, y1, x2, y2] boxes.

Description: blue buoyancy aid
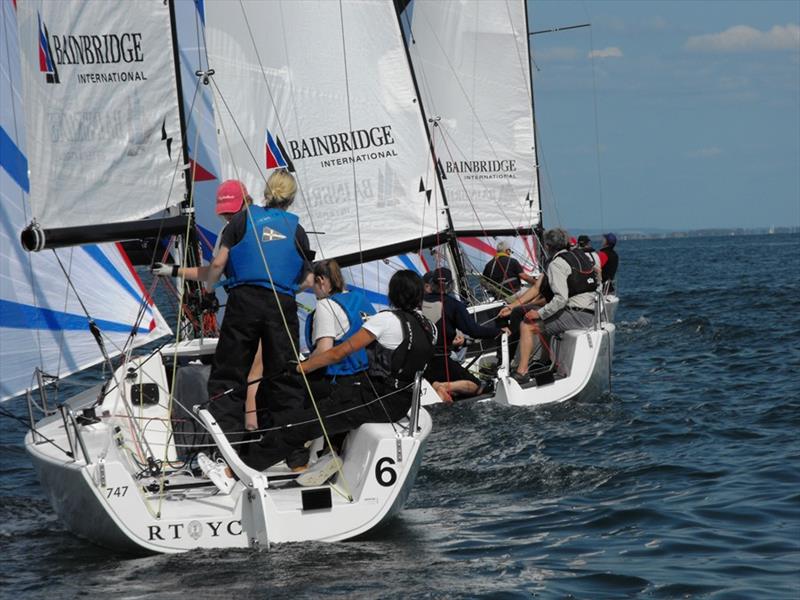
[[226, 206, 304, 295], [305, 291, 375, 377]]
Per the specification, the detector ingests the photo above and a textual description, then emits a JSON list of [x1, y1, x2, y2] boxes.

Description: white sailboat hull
[[420, 323, 615, 408], [494, 325, 615, 407], [25, 347, 431, 554]]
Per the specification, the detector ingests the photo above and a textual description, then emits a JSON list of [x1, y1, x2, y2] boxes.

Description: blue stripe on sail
[[344, 283, 389, 307], [266, 132, 286, 167], [194, 0, 205, 24], [81, 245, 152, 316], [0, 126, 30, 193], [0, 299, 145, 333], [398, 254, 421, 274]]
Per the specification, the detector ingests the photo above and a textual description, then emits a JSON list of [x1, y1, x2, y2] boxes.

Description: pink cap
[[215, 180, 248, 215]]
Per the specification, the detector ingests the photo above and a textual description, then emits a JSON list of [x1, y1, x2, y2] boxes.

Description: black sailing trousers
[[245, 376, 412, 470], [206, 285, 305, 445]]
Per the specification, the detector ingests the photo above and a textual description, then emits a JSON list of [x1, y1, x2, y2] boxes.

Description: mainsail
[[397, 0, 541, 278], [16, 0, 184, 230], [399, 0, 540, 235], [203, 0, 446, 266], [1, 0, 172, 401]]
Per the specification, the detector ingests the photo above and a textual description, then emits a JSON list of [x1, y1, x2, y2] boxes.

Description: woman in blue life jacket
[[304, 259, 374, 401], [153, 170, 313, 468], [213, 269, 435, 477]]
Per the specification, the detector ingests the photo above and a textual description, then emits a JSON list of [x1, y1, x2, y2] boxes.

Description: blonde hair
[[264, 169, 297, 209]]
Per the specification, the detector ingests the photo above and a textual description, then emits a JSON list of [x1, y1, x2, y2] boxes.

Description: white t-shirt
[[311, 297, 350, 343], [362, 310, 435, 351], [362, 311, 404, 350]]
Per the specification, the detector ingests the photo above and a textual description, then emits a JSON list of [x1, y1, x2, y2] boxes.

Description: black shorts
[[423, 355, 480, 385]]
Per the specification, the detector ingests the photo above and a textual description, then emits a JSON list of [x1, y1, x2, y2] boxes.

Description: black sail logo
[[287, 125, 398, 168], [36, 11, 148, 85]]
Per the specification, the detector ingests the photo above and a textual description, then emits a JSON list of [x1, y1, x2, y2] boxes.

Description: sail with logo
[[1, 0, 173, 402], [17, 0, 436, 553], [397, 0, 541, 291], [398, 0, 617, 408]]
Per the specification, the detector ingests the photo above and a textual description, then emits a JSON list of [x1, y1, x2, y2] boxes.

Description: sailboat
[[11, 0, 439, 553], [396, 0, 616, 408]]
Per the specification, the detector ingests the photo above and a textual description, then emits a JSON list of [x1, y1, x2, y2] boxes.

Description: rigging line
[[583, 2, 606, 232], [206, 77, 314, 270], [405, 9, 537, 241], [0, 406, 72, 457], [209, 74, 356, 497], [50, 252, 154, 462], [53, 247, 76, 384], [234, 0, 324, 260], [337, 0, 367, 303], [231, 1, 406, 436], [157, 111, 206, 516], [412, 5, 502, 163]]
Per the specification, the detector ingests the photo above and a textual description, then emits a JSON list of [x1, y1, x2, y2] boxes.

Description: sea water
[[1, 234, 798, 598]]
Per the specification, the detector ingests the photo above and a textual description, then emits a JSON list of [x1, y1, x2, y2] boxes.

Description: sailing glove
[[152, 262, 179, 277]]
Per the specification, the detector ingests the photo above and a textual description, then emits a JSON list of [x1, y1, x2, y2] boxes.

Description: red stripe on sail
[[188, 159, 216, 182]]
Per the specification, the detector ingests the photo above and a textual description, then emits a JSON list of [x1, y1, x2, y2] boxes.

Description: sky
[[528, 0, 800, 232]]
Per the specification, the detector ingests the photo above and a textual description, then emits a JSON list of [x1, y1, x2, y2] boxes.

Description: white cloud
[[588, 47, 623, 59], [536, 46, 581, 61], [687, 147, 722, 159], [684, 24, 800, 52]]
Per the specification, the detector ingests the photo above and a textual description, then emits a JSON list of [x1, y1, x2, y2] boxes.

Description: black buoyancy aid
[[540, 249, 597, 301], [600, 247, 619, 284], [367, 310, 435, 387]]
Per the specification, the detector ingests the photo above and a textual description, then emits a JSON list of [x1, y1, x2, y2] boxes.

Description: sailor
[[304, 259, 374, 401], [598, 233, 619, 293], [421, 267, 506, 402], [152, 171, 313, 468], [482, 241, 537, 295], [510, 228, 597, 384], [230, 270, 435, 475]]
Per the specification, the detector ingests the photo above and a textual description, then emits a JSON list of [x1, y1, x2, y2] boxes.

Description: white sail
[[1, 0, 171, 402], [400, 0, 539, 234], [204, 0, 444, 262], [16, 0, 183, 230]]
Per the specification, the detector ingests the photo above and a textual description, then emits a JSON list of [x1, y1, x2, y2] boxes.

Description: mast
[[392, 0, 470, 292], [524, 0, 545, 246], [168, 0, 205, 336]]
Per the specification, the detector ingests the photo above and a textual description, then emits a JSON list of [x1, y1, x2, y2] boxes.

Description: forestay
[[16, 0, 183, 229], [399, 0, 539, 234], [1, 0, 171, 402], [204, 0, 444, 263]]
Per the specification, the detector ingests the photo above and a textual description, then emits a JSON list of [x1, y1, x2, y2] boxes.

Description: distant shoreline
[[621, 228, 798, 241], [580, 227, 800, 241]]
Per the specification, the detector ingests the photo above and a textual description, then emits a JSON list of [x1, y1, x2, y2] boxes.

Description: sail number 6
[[375, 457, 397, 487]]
